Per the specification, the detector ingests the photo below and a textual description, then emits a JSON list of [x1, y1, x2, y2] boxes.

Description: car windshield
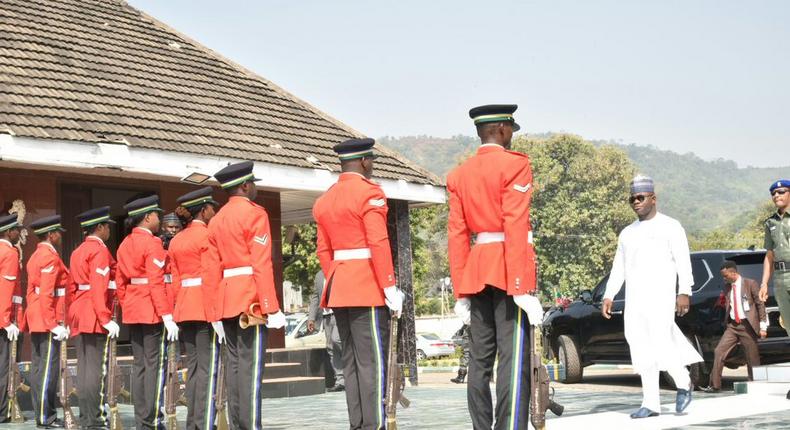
[[285, 317, 301, 336]]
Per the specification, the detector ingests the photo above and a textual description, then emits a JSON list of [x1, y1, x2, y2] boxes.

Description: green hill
[[380, 135, 788, 233]]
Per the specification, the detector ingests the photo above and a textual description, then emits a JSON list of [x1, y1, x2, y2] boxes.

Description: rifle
[[106, 299, 124, 430], [384, 312, 410, 429], [214, 344, 229, 430], [59, 302, 78, 429], [529, 326, 564, 430], [7, 302, 28, 423], [164, 340, 178, 430]]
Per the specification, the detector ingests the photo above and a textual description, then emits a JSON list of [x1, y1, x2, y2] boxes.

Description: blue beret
[[770, 179, 790, 193]]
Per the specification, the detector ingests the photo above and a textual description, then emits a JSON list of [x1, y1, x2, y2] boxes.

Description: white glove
[[211, 321, 226, 344], [266, 311, 286, 329], [513, 294, 544, 326], [162, 314, 179, 341], [51, 325, 69, 341], [454, 298, 471, 325], [4, 323, 19, 341], [384, 286, 405, 318], [103, 320, 120, 339]]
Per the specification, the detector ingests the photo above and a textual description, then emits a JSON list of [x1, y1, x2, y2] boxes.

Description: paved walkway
[[5, 367, 789, 428]]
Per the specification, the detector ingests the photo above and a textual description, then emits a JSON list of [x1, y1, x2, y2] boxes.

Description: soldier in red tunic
[[312, 138, 404, 430], [0, 213, 23, 424], [447, 105, 544, 429]]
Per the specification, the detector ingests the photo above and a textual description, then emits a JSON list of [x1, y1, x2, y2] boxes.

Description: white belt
[[333, 248, 372, 260], [34, 287, 66, 297], [223, 266, 253, 278], [130, 278, 148, 285], [108, 281, 117, 290], [163, 274, 173, 284], [181, 277, 202, 287], [78, 284, 91, 291], [476, 232, 505, 244], [12, 295, 22, 304]]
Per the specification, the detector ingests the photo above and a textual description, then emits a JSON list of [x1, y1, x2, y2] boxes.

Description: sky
[[128, 0, 790, 168]]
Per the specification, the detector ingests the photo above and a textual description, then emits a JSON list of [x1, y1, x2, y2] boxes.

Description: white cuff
[[760, 321, 769, 331], [162, 314, 174, 323]]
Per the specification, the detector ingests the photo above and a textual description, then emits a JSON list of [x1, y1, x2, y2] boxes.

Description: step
[[743, 380, 790, 396], [263, 362, 304, 379], [261, 376, 326, 398], [752, 363, 790, 382]]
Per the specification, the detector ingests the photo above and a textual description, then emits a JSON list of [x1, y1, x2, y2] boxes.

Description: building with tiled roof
[[0, 0, 432, 366]]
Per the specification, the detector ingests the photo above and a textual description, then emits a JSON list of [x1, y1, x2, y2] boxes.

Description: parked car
[[542, 249, 790, 388], [416, 332, 455, 360], [285, 313, 326, 348]]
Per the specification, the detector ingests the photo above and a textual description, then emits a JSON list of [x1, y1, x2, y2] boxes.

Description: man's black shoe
[[786, 389, 790, 400], [328, 384, 345, 392], [37, 418, 65, 428], [700, 386, 720, 393]]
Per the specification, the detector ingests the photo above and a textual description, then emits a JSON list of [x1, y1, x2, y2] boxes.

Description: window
[[593, 276, 625, 302], [691, 259, 713, 293]]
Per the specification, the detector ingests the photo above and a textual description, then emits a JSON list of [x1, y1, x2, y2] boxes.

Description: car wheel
[[417, 350, 427, 361], [557, 335, 583, 383]]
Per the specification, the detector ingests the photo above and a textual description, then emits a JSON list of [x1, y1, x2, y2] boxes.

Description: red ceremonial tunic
[[446, 144, 536, 298], [25, 242, 69, 332], [0, 239, 23, 329], [68, 236, 116, 335], [205, 196, 279, 321], [115, 227, 172, 324], [312, 172, 396, 307], [170, 220, 213, 322]]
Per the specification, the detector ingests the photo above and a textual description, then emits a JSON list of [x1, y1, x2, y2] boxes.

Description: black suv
[[542, 250, 790, 387]]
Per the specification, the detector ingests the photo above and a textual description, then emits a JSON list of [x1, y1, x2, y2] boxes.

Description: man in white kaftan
[[602, 175, 702, 418]]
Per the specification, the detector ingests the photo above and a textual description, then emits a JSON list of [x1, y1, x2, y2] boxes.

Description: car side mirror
[[580, 290, 593, 304]]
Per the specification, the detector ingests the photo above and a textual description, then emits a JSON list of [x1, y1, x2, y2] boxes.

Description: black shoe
[[786, 389, 790, 400], [630, 407, 658, 419], [451, 369, 467, 384], [37, 418, 65, 428], [701, 386, 720, 393], [328, 384, 345, 392]]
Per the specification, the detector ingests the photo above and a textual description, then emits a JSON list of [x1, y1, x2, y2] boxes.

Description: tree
[[281, 223, 321, 303], [511, 134, 636, 301]]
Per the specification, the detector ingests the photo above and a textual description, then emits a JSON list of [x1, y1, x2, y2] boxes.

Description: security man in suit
[[312, 138, 404, 430], [758, 179, 790, 399], [170, 186, 224, 430], [26, 215, 70, 428], [205, 161, 286, 430], [115, 195, 179, 429], [307, 270, 344, 392], [0, 213, 23, 423], [447, 105, 544, 429], [704, 260, 767, 392], [68, 206, 120, 429]]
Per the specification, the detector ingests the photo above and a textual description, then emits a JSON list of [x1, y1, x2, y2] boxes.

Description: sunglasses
[[629, 194, 653, 204], [772, 189, 788, 197]]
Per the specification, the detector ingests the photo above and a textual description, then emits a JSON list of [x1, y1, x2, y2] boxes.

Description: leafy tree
[[511, 134, 636, 301], [281, 223, 321, 303]]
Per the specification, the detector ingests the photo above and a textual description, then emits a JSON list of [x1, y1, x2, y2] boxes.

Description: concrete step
[[263, 362, 304, 380], [743, 380, 790, 396], [261, 376, 326, 399], [753, 363, 790, 382]]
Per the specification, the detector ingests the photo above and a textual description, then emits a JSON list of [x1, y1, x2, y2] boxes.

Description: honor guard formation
[[0, 105, 788, 430]]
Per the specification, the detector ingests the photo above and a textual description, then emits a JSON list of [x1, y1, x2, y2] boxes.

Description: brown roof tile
[[0, 0, 442, 186]]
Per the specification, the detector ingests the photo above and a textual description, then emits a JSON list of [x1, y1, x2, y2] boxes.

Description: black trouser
[[334, 306, 390, 430], [30, 332, 61, 426], [129, 323, 167, 430], [182, 321, 221, 430], [0, 332, 9, 422], [223, 315, 267, 430], [76, 333, 110, 429], [468, 286, 531, 430]]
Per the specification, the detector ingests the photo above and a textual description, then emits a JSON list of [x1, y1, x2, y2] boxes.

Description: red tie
[[731, 284, 741, 323]]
